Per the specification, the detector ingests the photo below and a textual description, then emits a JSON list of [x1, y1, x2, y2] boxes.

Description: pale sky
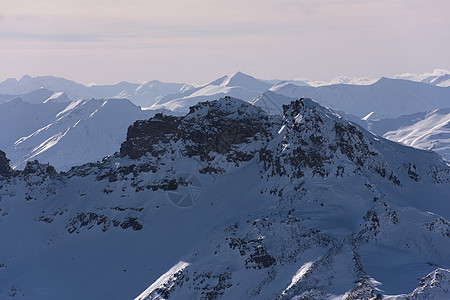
[[0, 0, 449, 85]]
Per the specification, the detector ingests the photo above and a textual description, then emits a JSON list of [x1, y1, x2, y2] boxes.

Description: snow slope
[[251, 90, 297, 115], [270, 78, 450, 119], [0, 99, 68, 150], [0, 88, 71, 105], [382, 108, 450, 161], [0, 98, 157, 170], [0, 97, 448, 299]]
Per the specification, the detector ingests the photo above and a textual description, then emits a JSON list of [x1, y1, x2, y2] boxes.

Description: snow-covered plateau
[[1, 97, 449, 299]]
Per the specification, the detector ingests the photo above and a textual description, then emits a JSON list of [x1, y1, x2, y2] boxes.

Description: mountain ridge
[[2, 69, 448, 108]]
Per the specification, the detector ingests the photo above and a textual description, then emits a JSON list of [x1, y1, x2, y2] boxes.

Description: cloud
[[2, 0, 449, 43], [0, 32, 107, 42]]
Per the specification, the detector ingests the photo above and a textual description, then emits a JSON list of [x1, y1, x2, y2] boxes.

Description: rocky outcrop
[[0, 150, 11, 178], [258, 98, 402, 184], [399, 268, 450, 299], [120, 97, 275, 164], [116, 97, 419, 187]]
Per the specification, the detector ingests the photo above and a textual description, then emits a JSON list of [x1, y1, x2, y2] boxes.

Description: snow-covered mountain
[[252, 91, 450, 162], [89, 80, 192, 107], [149, 72, 273, 112], [0, 98, 157, 170], [0, 75, 190, 107], [265, 69, 450, 88], [148, 75, 450, 118], [1, 69, 449, 110], [393, 69, 450, 87], [269, 78, 450, 119], [0, 88, 71, 105], [381, 108, 450, 161], [1, 97, 448, 299], [0, 75, 89, 97], [0, 99, 68, 150], [2, 71, 450, 171], [280, 76, 377, 87]]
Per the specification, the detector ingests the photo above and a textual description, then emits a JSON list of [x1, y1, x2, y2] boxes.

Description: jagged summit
[[186, 96, 265, 119], [282, 97, 339, 119]]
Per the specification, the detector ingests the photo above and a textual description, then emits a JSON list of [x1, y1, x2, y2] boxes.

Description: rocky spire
[[0, 150, 11, 178]]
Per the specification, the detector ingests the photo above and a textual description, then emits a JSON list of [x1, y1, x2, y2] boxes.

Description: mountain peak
[[223, 72, 273, 91], [282, 98, 340, 123], [19, 75, 32, 81]]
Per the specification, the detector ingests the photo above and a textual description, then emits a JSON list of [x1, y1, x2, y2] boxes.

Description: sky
[[0, 0, 449, 85]]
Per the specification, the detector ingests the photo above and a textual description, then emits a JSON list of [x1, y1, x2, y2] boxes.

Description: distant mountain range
[[1, 69, 448, 107], [0, 70, 449, 171], [0, 75, 192, 107]]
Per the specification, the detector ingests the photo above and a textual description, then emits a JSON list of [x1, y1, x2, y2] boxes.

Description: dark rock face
[[152, 270, 233, 300], [120, 97, 275, 164], [120, 114, 181, 159], [66, 212, 143, 233], [23, 160, 58, 177], [0, 150, 11, 178], [258, 98, 402, 184]]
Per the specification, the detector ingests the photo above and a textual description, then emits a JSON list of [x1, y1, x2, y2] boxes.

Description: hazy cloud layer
[[1, 0, 449, 84]]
